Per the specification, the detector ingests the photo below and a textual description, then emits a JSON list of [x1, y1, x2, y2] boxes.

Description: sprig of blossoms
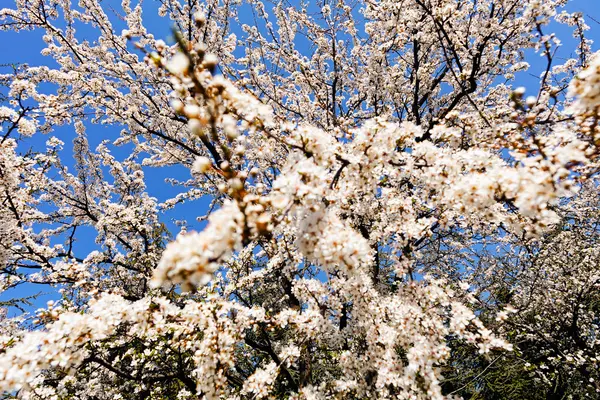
[[151, 201, 244, 290]]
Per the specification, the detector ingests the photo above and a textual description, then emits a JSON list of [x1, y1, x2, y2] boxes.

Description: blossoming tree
[[0, 0, 599, 398]]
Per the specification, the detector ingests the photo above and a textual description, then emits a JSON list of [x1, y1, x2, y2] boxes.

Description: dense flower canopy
[[0, 0, 599, 398]]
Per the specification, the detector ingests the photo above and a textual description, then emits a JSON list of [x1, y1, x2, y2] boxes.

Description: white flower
[[192, 156, 212, 174], [166, 53, 190, 75]]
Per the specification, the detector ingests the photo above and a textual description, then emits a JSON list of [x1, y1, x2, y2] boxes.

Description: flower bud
[[193, 156, 212, 174], [525, 96, 537, 107], [194, 11, 207, 26], [166, 53, 190, 75], [184, 104, 201, 119], [155, 39, 166, 51], [513, 86, 526, 97], [188, 118, 204, 135], [170, 99, 185, 114], [203, 54, 218, 73]]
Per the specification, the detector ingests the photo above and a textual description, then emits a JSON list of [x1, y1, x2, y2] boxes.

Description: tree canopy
[[0, 0, 599, 398]]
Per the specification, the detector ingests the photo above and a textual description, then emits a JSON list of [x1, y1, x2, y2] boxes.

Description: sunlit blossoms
[[0, 0, 599, 399], [152, 201, 244, 290], [0, 140, 21, 272], [568, 52, 600, 113]]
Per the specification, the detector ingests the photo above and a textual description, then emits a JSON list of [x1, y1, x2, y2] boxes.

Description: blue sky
[[1, 0, 599, 314]]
